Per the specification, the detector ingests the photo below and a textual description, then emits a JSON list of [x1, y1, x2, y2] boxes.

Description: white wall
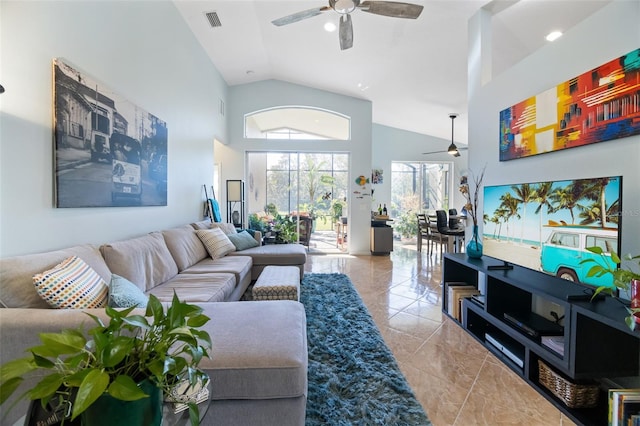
[[0, 1, 227, 256], [220, 79, 373, 254], [220, 82, 468, 254], [468, 0, 640, 258]]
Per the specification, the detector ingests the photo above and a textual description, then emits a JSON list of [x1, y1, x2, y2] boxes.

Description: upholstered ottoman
[[253, 265, 300, 301]]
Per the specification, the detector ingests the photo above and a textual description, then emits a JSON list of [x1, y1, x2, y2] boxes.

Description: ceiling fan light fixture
[[331, 0, 359, 14], [448, 112, 461, 157], [447, 143, 460, 157]]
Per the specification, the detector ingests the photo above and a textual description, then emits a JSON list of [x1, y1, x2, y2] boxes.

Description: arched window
[[244, 106, 350, 140]]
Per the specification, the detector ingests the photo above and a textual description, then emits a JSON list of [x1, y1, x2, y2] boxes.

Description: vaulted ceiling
[[174, 0, 611, 145]]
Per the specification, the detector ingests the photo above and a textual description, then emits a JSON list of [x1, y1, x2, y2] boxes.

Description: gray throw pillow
[[108, 274, 148, 308], [227, 230, 260, 251]]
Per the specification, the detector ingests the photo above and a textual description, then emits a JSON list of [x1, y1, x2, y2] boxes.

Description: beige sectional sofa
[[0, 221, 309, 426], [191, 219, 307, 281]]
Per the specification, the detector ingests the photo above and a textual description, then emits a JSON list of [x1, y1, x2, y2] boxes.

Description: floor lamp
[[226, 180, 244, 228]]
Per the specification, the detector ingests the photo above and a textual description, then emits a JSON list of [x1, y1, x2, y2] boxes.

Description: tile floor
[[303, 241, 576, 426]]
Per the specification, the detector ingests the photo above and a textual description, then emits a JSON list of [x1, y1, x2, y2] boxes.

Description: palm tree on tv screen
[[498, 193, 521, 241], [534, 181, 555, 247], [511, 183, 536, 244]]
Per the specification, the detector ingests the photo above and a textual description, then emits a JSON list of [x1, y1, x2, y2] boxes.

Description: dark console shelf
[[442, 253, 640, 426]]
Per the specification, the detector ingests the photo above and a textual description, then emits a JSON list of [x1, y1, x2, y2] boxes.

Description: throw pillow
[[209, 222, 237, 235], [196, 228, 236, 260], [227, 230, 260, 251], [108, 274, 148, 308], [33, 256, 108, 309]]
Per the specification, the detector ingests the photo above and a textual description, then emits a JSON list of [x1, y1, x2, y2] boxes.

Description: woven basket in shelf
[[537, 360, 599, 408], [538, 360, 598, 408]]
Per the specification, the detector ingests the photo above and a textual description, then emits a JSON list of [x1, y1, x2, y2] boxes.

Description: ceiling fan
[[271, 0, 424, 50], [422, 113, 468, 157]]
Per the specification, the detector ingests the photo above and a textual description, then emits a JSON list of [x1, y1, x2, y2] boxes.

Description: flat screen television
[[482, 176, 622, 289]]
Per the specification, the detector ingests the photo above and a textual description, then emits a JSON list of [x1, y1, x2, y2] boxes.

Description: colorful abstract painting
[[499, 48, 640, 161]]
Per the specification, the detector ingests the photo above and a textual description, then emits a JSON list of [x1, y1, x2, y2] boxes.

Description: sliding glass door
[[247, 152, 349, 232], [390, 162, 453, 237]]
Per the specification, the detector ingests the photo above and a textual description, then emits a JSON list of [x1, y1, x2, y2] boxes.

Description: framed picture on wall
[[53, 58, 168, 207], [372, 169, 383, 184], [499, 48, 640, 161]]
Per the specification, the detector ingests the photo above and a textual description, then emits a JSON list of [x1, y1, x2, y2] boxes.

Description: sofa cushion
[[182, 256, 252, 285], [196, 228, 235, 260], [109, 274, 148, 308], [191, 219, 213, 230], [210, 222, 237, 235], [33, 256, 109, 309], [227, 244, 307, 266], [162, 225, 208, 271], [198, 301, 308, 400], [227, 231, 260, 251], [100, 232, 178, 292], [147, 273, 236, 303], [0, 245, 111, 309]]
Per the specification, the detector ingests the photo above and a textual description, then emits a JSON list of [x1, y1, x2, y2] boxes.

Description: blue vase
[[466, 225, 483, 259]]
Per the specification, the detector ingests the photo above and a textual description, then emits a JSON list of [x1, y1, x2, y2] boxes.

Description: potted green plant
[[0, 293, 212, 425], [330, 199, 346, 224], [582, 247, 640, 331], [273, 214, 299, 243]]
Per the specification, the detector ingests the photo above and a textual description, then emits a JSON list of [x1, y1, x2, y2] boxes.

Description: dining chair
[[416, 214, 433, 254], [427, 213, 448, 255], [435, 210, 465, 253]]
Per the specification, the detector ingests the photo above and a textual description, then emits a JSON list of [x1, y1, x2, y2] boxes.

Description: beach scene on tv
[[482, 176, 621, 288]]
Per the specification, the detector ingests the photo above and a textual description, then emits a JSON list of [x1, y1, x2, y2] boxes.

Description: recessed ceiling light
[[546, 31, 563, 42], [324, 22, 336, 32]]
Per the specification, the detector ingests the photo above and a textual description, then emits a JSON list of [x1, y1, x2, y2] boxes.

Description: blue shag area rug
[[301, 273, 432, 426]]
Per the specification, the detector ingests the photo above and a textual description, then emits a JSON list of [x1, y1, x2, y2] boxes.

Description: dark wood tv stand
[[442, 253, 640, 426]]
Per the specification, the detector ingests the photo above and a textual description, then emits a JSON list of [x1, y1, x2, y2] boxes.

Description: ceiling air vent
[[205, 11, 221, 28]]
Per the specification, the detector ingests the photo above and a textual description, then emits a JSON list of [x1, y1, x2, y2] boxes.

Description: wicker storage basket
[[538, 360, 599, 408]]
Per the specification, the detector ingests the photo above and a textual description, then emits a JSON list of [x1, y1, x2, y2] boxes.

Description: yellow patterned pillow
[[33, 256, 108, 309], [196, 228, 236, 260]]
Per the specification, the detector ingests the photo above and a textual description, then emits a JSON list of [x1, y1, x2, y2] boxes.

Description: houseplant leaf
[[0, 377, 23, 405], [71, 369, 109, 420], [28, 374, 64, 400], [107, 375, 149, 401], [0, 358, 36, 382], [38, 332, 86, 354], [99, 336, 135, 368]]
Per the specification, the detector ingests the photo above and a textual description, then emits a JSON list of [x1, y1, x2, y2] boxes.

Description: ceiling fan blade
[[422, 147, 467, 155], [339, 14, 353, 50], [358, 1, 423, 19], [271, 6, 330, 27]]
